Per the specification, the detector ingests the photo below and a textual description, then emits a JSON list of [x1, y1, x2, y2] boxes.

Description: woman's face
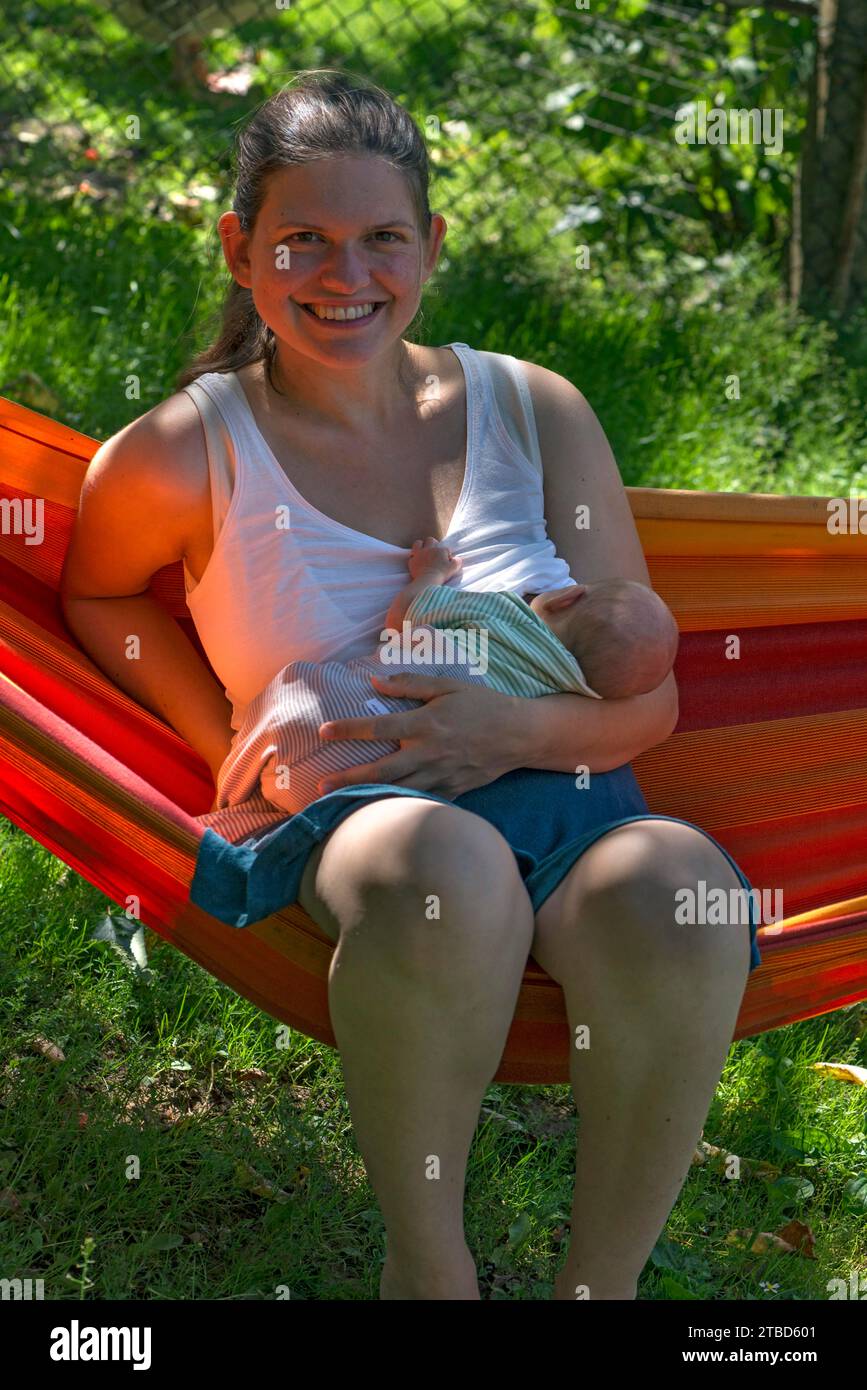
[[219, 155, 446, 364]]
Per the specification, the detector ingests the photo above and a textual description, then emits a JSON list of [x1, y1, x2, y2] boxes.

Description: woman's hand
[[315, 672, 523, 798]]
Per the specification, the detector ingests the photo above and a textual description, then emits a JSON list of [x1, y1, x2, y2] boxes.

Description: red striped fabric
[[1, 391, 866, 1084]]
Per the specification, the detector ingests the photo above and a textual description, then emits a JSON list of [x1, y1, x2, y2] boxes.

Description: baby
[[209, 538, 680, 817], [390, 538, 679, 702]]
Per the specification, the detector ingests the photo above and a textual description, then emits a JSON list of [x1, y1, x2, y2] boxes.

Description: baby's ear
[[541, 584, 587, 612]]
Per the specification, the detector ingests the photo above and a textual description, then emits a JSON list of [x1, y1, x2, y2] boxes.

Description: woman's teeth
[[302, 302, 380, 321]]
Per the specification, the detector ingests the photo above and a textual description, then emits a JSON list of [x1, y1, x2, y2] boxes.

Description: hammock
[[1, 391, 866, 1085]]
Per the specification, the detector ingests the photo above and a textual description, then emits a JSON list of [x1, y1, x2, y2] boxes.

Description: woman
[[60, 69, 760, 1301]]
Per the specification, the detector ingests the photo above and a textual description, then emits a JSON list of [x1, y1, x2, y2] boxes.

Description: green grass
[[1, 819, 866, 1301]]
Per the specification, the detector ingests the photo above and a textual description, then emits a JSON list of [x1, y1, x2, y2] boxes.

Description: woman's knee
[[541, 820, 749, 973], [299, 796, 531, 949], [588, 820, 739, 904]]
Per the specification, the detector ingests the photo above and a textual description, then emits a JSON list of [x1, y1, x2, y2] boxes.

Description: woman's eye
[[284, 230, 401, 243]]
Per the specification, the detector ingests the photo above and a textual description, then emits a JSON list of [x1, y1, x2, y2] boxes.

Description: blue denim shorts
[[190, 764, 761, 973]]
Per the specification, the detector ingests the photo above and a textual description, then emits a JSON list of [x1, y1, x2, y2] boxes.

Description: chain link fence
[[0, 0, 816, 268], [9, 0, 867, 438]]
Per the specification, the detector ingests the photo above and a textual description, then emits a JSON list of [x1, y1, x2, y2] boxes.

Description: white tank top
[[181, 341, 576, 731]]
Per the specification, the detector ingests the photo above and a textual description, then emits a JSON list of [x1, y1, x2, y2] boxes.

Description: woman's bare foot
[[379, 1244, 481, 1300]]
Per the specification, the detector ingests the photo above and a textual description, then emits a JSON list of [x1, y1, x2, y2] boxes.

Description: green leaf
[[234, 1160, 290, 1203], [508, 1211, 532, 1247], [773, 1127, 831, 1157], [661, 1275, 701, 1300], [650, 1236, 711, 1279], [130, 1232, 184, 1256], [90, 914, 152, 979], [146, 1232, 184, 1251], [843, 1175, 867, 1213], [651, 1236, 681, 1271], [767, 1175, 815, 1205]]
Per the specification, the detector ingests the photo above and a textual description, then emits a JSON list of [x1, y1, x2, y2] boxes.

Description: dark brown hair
[[176, 68, 435, 391]]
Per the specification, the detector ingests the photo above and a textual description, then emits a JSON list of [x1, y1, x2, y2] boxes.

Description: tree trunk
[[799, 0, 867, 316]]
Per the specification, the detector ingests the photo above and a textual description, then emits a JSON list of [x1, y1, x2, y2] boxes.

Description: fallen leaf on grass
[[696, 1136, 742, 1161], [775, 1219, 816, 1257], [90, 914, 151, 979], [692, 1140, 724, 1164], [234, 1160, 290, 1203], [813, 1062, 867, 1086], [726, 1229, 797, 1255], [31, 1037, 65, 1063], [691, 1139, 781, 1181], [738, 1156, 784, 1181], [726, 1218, 816, 1258]]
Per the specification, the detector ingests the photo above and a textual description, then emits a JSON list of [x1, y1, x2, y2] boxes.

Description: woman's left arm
[[499, 360, 679, 774]]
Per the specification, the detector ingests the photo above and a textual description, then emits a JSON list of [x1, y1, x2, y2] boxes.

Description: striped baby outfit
[[402, 585, 602, 700], [196, 585, 601, 822]]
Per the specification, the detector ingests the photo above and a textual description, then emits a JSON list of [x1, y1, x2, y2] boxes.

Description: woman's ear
[[218, 210, 252, 288]]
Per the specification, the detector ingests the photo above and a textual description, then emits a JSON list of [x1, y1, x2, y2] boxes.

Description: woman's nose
[[317, 243, 372, 288]]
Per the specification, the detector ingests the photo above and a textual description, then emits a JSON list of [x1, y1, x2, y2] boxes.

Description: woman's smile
[[296, 299, 388, 327]]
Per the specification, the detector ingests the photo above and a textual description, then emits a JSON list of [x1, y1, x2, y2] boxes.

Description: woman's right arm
[[59, 401, 235, 781]]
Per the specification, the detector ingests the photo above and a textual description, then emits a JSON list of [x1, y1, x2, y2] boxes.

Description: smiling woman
[[61, 68, 760, 1303], [190, 116, 446, 411]]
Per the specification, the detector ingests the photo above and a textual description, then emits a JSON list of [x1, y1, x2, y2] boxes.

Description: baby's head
[[529, 579, 679, 699]]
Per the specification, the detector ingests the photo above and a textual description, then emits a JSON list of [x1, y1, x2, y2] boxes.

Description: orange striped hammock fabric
[[1, 392, 866, 1085]]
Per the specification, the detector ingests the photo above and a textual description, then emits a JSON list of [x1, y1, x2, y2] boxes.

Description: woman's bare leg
[[529, 820, 751, 1301], [298, 797, 535, 1300]]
